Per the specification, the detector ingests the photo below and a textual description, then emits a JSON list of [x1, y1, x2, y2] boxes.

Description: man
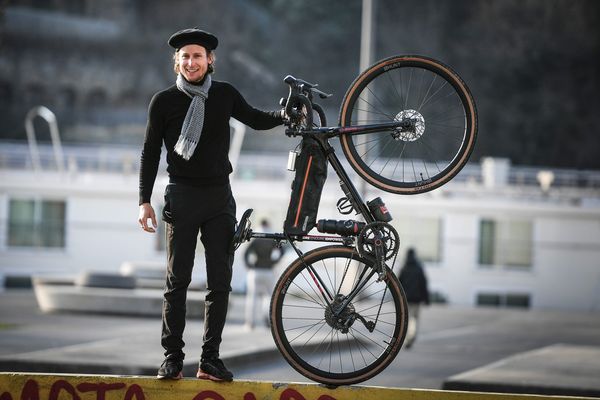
[[138, 28, 284, 381], [243, 219, 284, 329], [398, 247, 430, 349]]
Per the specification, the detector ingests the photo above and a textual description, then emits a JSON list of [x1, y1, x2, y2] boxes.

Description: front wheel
[[339, 55, 478, 194], [270, 246, 408, 386]]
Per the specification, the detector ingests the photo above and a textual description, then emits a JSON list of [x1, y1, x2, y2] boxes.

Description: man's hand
[[138, 203, 157, 233]]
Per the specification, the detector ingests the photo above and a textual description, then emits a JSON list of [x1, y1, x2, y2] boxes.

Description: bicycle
[[231, 55, 478, 386]]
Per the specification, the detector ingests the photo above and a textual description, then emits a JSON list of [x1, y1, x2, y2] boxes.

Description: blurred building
[[1, 1, 161, 144], [1, 140, 599, 311], [0, 0, 334, 149]]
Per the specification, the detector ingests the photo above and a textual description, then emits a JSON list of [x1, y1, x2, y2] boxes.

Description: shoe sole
[[196, 370, 232, 382], [156, 372, 183, 380]]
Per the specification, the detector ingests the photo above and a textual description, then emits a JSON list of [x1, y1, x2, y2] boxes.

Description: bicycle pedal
[[230, 209, 253, 252]]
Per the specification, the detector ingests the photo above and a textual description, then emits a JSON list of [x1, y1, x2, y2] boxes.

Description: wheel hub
[[325, 294, 355, 333], [393, 109, 425, 141]]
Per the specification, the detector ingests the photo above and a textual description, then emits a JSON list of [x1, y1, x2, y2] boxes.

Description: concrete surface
[[443, 344, 600, 397]]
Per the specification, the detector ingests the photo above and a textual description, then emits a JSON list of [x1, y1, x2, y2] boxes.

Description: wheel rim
[[340, 56, 476, 194], [272, 247, 406, 385]]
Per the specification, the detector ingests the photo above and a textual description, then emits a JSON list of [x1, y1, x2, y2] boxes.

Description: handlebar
[[284, 75, 332, 99], [282, 75, 331, 132]]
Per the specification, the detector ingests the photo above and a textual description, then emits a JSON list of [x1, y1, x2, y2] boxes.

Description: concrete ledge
[[443, 344, 600, 398], [1, 373, 598, 400], [32, 279, 205, 318]]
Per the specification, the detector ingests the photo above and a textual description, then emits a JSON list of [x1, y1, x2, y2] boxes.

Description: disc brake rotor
[[393, 109, 425, 142]]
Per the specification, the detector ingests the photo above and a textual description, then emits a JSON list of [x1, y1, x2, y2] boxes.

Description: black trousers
[[161, 182, 236, 361]]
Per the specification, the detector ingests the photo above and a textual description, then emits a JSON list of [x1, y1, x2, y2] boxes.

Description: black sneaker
[[197, 357, 233, 382], [157, 354, 183, 380]]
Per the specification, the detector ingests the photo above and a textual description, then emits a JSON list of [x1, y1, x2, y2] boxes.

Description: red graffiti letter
[[123, 384, 145, 400], [19, 379, 39, 400], [243, 393, 257, 400], [1, 392, 13, 400], [49, 380, 80, 400], [191, 391, 225, 400], [280, 389, 306, 400], [279, 389, 337, 400], [76, 383, 126, 400]]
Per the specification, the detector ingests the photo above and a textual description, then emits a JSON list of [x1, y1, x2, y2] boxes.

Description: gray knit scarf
[[174, 73, 212, 160]]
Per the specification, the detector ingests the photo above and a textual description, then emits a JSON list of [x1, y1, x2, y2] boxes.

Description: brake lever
[[311, 87, 332, 99]]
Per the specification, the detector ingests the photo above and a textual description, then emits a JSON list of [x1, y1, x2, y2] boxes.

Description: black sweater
[[139, 80, 283, 205]]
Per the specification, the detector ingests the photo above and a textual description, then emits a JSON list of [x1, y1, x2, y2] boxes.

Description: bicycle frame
[[250, 77, 408, 245], [247, 128, 381, 242], [241, 76, 405, 323], [249, 120, 408, 241], [247, 124, 399, 315]]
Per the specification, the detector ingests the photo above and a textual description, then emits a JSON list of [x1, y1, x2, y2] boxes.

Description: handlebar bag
[[283, 137, 328, 235]]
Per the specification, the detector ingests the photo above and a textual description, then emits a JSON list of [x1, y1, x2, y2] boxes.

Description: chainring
[[356, 221, 400, 261]]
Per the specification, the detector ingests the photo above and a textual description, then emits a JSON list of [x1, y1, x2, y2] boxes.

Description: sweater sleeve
[[230, 85, 283, 130], [138, 93, 163, 205]]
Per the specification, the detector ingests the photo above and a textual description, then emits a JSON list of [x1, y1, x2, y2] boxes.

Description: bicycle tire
[[339, 55, 478, 194], [270, 246, 408, 386]]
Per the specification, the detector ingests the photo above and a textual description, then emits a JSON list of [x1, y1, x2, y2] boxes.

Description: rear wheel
[[270, 246, 408, 386], [339, 55, 478, 194]]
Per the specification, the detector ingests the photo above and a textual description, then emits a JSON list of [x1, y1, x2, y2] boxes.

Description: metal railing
[[2, 140, 600, 190]]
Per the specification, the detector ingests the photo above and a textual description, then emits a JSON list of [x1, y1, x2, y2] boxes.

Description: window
[[86, 88, 108, 108], [395, 216, 442, 262], [476, 292, 531, 308], [57, 87, 77, 109], [8, 199, 66, 248], [478, 218, 533, 267], [24, 83, 48, 106]]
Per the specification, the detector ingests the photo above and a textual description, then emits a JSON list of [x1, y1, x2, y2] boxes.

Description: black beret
[[168, 28, 218, 51]]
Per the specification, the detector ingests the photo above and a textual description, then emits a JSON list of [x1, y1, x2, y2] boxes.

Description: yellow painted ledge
[[0, 372, 595, 400]]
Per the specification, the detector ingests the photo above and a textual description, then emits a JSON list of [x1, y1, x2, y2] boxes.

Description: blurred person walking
[[398, 247, 430, 349], [243, 219, 284, 330], [137, 28, 284, 381]]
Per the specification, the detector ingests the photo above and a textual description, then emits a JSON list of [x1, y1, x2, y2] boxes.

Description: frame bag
[[284, 137, 328, 235]]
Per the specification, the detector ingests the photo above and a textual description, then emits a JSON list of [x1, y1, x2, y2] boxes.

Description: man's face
[[178, 44, 212, 82]]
